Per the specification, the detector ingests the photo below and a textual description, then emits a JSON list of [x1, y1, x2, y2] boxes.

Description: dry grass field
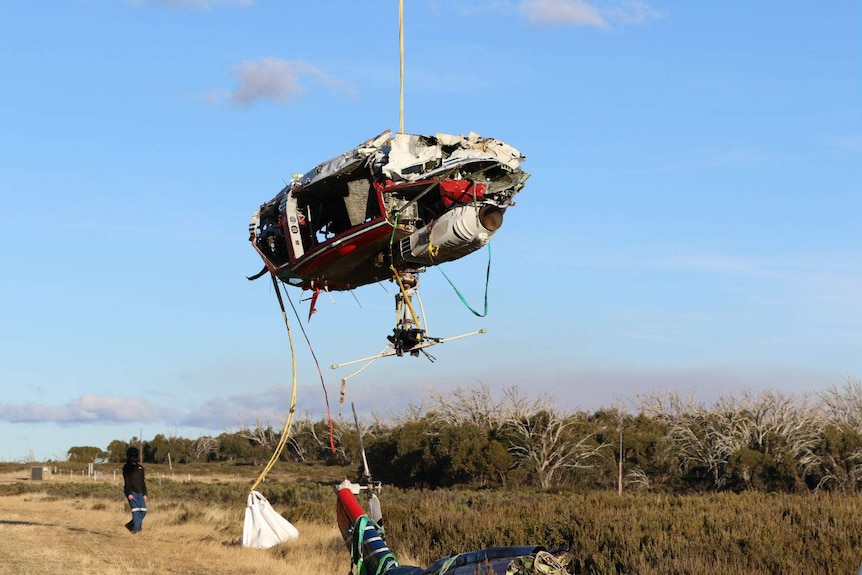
[[1, 464, 860, 575], [0, 463, 424, 575], [0, 491, 348, 575]]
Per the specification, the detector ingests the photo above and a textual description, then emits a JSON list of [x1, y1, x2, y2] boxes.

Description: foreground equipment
[[335, 480, 573, 575], [337, 403, 572, 574]]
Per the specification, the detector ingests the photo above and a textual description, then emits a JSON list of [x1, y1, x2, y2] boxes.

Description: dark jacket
[[122, 462, 147, 497]]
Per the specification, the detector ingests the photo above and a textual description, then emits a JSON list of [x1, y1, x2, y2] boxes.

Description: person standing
[[122, 446, 148, 534]]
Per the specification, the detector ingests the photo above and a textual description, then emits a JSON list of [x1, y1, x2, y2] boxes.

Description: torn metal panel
[[381, 133, 443, 180]]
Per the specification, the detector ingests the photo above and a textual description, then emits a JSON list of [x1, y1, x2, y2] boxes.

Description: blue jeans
[[128, 493, 147, 532]]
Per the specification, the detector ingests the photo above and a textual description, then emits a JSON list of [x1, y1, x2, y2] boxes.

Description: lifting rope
[[398, 0, 405, 133], [252, 2, 408, 482], [249, 273, 299, 494], [244, 4, 408, 538]]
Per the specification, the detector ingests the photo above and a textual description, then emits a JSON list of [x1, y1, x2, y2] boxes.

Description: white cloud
[[519, 0, 660, 29], [457, 0, 518, 17], [160, 0, 253, 8], [603, 0, 661, 26], [118, 0, 253, 7], [224, 57, 358, 107], [521, 0, 607, 28], [0, 395, 157, 424], [0, 387, 298, 433], [824, 134, 862, 154]]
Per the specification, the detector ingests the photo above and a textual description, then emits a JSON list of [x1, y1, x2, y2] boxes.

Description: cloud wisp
[[0, 388, 301, 437], [218, 57, 358, 107], [160, 0, 253, 8], [519, 0, 660, 29], [120, 0, 253, 7], [0, 395, 157, 425]]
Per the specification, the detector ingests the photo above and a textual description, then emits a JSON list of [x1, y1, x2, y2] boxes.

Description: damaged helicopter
[[248, 129, 528, 357]]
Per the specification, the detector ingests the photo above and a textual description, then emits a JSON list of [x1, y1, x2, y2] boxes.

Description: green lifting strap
[[350, 516, 398, 575], [350, 516, 368, 575], [437, 243, 491, 317]]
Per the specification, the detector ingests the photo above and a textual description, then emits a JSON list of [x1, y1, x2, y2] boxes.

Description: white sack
[[242, 490, 299, 549]]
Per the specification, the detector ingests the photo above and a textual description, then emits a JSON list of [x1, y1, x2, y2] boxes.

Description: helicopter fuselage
[[249, 130, 528, 292]]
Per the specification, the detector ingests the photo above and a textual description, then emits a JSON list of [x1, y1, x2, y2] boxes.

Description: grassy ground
[[1, 464, 860, 574], [0, 462, 352, 575], [383, 489, 862, 575], [0, 491, 347, 575]]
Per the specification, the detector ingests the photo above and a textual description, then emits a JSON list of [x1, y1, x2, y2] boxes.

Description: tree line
[[68, 379, 862, 494]]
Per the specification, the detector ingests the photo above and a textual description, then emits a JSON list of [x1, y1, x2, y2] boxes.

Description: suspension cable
[[399, 0, 404, 133]]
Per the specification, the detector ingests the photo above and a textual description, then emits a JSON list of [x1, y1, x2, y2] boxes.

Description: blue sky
[[1, 1, 859, 462]]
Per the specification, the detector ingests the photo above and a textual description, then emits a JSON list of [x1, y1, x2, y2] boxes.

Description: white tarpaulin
[[242, 490, 299, 549]]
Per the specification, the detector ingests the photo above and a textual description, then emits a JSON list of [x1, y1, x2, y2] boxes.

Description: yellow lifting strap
[[390, 266, 422, 330], [250, 273, 299, 494]]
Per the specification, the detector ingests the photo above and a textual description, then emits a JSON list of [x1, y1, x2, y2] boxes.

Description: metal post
[[618, 422, 623, 496]]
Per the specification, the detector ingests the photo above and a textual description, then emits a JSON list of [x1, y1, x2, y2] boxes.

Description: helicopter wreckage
[[249, 129, 528, 360]]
